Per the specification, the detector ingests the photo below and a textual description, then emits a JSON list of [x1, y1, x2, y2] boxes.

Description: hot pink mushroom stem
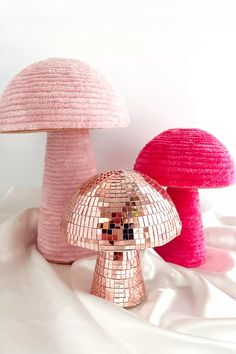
[[134, 128, 235, 267], [163, 187, 204, 267], [0, 58, 129, 263]]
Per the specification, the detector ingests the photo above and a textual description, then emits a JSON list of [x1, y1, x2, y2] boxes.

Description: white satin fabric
[[0, 188, 236, 354]]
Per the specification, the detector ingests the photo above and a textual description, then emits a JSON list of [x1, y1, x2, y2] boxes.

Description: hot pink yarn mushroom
[[0, 58, 129, 264], [134, 128, 235, 267]]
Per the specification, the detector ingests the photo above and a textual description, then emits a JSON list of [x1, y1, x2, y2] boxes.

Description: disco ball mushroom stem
[[91, 251, 144, 307], [38, 129, 97, 263]]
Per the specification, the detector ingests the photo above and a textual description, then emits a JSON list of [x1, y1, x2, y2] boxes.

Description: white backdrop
[[0, 0, 236, 196]]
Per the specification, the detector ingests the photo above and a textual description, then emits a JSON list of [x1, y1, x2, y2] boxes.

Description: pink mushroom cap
[[134, 128, 235, 188], [0, 58, 129, 132]]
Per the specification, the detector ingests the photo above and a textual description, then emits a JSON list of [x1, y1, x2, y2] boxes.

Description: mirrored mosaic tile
[[62, 170, 181, 307]]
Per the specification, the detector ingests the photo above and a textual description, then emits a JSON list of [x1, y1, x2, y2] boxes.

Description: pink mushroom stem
[[156, 187, 206, 267], [38, 129, 96, 263]]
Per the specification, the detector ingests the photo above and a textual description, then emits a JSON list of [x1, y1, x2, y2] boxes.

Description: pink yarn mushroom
[[0, 58, 129, 263], [134, 128, 235, 267]]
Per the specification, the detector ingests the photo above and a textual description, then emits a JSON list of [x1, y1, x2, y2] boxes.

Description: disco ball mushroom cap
[[62, 170, 181, 251]]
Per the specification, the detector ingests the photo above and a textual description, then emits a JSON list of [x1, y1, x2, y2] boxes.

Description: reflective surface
[[62, 170, 181, 307], [91, 250, 144, 307], [62, 170, 181, 251]]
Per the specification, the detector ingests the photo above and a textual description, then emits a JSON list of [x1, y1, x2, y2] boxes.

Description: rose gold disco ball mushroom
[[62, 170, 181, 307], [0, 58, 129, 264]]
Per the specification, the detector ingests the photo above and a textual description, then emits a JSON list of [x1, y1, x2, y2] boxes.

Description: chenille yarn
[[134, 128, 235, 267], [0, 58, 129, 263]]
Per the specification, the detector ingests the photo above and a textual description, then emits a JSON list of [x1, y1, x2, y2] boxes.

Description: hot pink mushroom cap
[[134, 128, 234, 188], [0, 58, 129, 263], [134, 128, 235, 267]]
